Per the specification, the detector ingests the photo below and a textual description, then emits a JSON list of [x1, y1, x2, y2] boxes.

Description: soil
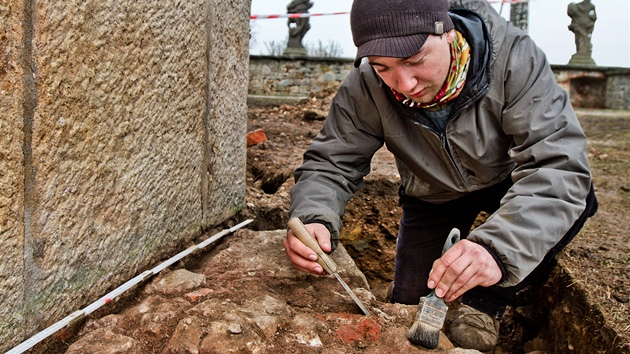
[[244, 88, 630, 353]]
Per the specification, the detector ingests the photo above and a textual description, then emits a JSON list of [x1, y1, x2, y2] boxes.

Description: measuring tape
[[6, 219, 254, 354]]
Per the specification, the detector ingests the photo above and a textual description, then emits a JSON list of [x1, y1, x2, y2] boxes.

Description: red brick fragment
[[319, 313, 382, 344], [184, 288, 213, 302], [247, 129, 267, 146], [336, 318, 381, 344]]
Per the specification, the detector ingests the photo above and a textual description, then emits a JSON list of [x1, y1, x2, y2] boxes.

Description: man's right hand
[[284, 222, 332, 275]]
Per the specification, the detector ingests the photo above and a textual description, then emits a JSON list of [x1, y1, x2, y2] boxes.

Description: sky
[[249, 0, 630, 68]]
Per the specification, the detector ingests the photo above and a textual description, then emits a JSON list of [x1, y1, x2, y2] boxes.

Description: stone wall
[[605, 71, 630, 110], [249, 56, 630, 110], [0, 0, 250, 351], [248, 55, 353, 97]]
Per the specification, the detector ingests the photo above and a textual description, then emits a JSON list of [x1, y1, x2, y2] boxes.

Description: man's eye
[[408, 58, 424, 66], [372, 66, 388, 73]]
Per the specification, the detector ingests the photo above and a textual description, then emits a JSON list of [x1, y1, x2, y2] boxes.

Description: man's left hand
[[427, 239, 502, 302]]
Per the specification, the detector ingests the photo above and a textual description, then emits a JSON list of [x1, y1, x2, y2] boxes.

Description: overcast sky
[[250, 0, 630, 68]]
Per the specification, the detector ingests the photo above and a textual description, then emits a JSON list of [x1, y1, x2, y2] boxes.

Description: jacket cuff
[[478, 243, 508, 284]]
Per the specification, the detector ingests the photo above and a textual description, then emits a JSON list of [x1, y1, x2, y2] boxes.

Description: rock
[[124, 295, 189, 336], [149, 269, 206, 295], [66, 328, 141, 354], [228, 323, 243, 334], [79, 314, 123, 336], [199, 320, 264, 354], [162, 316, 206, 354]]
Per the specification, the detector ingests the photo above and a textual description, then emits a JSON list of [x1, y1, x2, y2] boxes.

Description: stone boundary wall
[[604, 71, 630, 110], [249, 56, 630, 110], [248, 55, 353, 98], [551, 65, 630, 110], [0, 1, 250, 351]]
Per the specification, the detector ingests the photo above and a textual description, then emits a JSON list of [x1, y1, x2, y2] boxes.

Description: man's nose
[[394, 67, 417, 93]]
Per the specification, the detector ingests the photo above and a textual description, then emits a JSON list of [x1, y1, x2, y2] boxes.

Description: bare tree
[[307, 40, 344, 58], [264, 37, 289, 56], [262, 37, 344, 58]]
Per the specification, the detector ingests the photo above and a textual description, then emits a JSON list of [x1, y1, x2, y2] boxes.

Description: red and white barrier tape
[[250, 1, 530, 20], [250, 11, 348, 20]]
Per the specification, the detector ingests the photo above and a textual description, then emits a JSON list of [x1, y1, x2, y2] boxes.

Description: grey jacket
[[289, 0, 592, 287]]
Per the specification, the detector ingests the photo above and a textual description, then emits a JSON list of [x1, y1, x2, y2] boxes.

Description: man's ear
[[445, 29, 456, 44]]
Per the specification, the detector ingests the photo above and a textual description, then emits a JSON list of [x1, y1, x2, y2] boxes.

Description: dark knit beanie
[[350, 0, 455, 67]]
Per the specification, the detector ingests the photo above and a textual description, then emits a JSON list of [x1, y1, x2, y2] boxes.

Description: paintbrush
[[407, 228, 461, 349]]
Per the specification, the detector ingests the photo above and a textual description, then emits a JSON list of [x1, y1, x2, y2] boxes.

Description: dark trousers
[[391, 177, 598, 318]]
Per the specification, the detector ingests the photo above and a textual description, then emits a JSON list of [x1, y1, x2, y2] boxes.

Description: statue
[[283, 0, 314, 56], [567, 0, 597, 65]]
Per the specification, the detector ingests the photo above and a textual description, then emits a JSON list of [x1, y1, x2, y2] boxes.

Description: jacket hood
[[448, 7, 493, 116]]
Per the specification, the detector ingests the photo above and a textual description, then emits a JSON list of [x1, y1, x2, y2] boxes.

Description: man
[[284, 0, 598, 350]]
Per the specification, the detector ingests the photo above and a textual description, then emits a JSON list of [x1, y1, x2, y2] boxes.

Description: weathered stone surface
[[124, 295, 190, 337], [66, 328, 141, 354], [199, 320, 265, 354], [149, 269, 206, 295], [65, 229, 463, 353], [1, 0, 250, 351], [204, 1, 250, 226], [26, 0, 210, 330], [78, 314, 124, 337], [0, 0, 26, 349], [162, 316, 206, 354]]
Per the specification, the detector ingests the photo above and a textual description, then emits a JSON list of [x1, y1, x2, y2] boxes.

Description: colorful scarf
[[391, 31, 471, 109]]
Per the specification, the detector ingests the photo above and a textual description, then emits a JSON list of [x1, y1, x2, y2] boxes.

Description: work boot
[[446, 303, 499, 351]]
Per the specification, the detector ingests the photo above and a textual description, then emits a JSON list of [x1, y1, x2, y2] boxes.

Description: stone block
[[204, 1, 249, 225], [0, 0, 250, 351], [0, 0, 26, 349], [22, 0, 210, 333]]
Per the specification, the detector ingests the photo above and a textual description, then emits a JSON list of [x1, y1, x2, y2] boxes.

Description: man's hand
[[427, 239, 502, 302], [284, 223, 332, 275]]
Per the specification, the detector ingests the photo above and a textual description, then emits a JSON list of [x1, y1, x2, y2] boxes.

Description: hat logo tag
[[434, 22, 444, 35]]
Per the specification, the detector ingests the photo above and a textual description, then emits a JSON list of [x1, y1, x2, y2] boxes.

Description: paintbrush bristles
[[407, 320, 440, 349], [406, 291, 449, 349], [407, 229, 460, 348]]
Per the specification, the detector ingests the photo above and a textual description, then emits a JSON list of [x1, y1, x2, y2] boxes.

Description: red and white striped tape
[[250, 11, 348, 20], [250, 1, 530, 20]]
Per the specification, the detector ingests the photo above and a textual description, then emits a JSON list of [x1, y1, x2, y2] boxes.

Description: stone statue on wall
[[567, 0, 597, 65], [283, 0, 314, 56]]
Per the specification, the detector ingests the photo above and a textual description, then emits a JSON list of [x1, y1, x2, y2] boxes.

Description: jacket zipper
[[411, 119, 468, 188], [439, 82, 492, 187], [438, 130, 468, 187]]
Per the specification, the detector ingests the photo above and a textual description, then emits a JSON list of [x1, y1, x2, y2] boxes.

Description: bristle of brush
[[407, 321, 440, 349]]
